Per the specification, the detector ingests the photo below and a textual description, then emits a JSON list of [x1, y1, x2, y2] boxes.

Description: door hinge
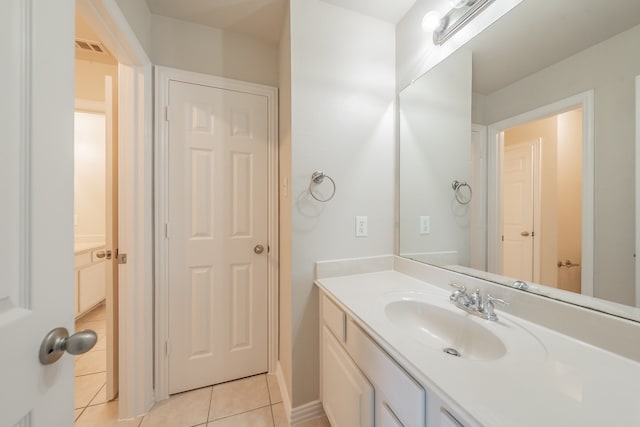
[[165, 223, 170, 239], [531, 231, 535, 237], [501, 235, 504, 242], [165, 340, 169, 356], [164, 105, 170, 121]]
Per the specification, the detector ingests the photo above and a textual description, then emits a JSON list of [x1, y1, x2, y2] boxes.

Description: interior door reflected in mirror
[[501, 109, 583, 294]]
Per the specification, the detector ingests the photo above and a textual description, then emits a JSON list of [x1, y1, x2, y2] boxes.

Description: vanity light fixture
[[422, 0, 496, 45]]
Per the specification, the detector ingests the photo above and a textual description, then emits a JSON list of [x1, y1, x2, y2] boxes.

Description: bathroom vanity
[[74, 243, 107, 317], [316, 256, 640, 427]]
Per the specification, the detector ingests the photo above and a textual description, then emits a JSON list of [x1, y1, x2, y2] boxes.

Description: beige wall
[[74, 111, 106, 243], [151, 15, 279, 87], [75, 59, 117, 102], [277, 3, 293, 404], [74, 59, 118, 245]]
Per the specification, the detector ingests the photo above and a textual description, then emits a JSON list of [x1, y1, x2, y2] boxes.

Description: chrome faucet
[[449, 283, 509, 321]]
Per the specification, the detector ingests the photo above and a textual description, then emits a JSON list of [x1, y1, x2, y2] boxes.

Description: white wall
[[399, 49, 472, 267], [482, 24, 640, 305], [115, 0, 152, 57], [151, 15, 279, 87], [288, 0, 396, 407]]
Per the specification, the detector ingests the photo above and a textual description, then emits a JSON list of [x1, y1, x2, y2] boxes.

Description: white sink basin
[[382, 293, 547, 363], [385, 299, 506, 361]]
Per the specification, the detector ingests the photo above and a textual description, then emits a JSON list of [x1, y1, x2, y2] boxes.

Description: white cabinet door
[[322, 326, 374, 427], [378, 402, 404, 427]]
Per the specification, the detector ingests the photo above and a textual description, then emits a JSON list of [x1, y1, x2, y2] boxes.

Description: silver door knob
[[39, 327, 97, 365], [520, 231, 530, 237], [254, 244, 265, 254]]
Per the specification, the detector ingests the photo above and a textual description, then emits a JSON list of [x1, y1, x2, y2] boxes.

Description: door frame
[[487, 90, 594, 296], [636, 75, 640, 308], [76, 0, 154, 418], [154, 66, 279, 401]]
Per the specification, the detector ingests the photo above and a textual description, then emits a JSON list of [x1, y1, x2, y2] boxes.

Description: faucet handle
[[449, 282, 466, 292], [483, 294, 510, 321]]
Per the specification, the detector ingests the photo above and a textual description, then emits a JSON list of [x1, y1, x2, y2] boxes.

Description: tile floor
[[74, 304, 331, 427]]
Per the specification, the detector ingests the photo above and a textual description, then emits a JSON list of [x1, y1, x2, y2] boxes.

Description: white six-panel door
[[168, 81, 269, 394], [0, 0, 76, 425], [502, 140, 537, 281]]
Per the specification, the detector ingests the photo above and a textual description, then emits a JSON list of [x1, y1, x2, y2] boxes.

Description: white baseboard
[[274, 362, 326, 426], [274, 362, 292, 422], [290, 400, 325, 425]]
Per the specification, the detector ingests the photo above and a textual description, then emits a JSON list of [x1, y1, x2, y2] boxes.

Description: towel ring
[[309, 171, 336, 202], [452, 180, 472, 205]]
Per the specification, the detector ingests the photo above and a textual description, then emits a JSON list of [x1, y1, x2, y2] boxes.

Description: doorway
[[154, 67, 279, 401], [74, 12, 119, 422], [488, 91, 594, 296]]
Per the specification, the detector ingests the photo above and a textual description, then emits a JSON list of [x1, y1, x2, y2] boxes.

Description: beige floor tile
[[294, 416, 331, 427], [271, 403, 289, 427], [76, 349, 106, 376], [88, 383, 108, 406], [75, 401, 142, 427], [209, 375, 271, 420], [140, 387, 212, 427], [75, 320, 106, 337], [207, 406, 274, 427], [77, 304, 107, 322], [75, 408, 84, 421], [93, 333, 107, 350], [267, 374, 282, 404], [76, 372, 106, 409]]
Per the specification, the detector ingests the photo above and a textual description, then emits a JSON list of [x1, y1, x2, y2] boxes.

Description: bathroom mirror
[[399, 0, 640, 321]]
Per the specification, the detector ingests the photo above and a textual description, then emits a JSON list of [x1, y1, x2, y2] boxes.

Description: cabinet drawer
[[78, 262, 106, 312], [346, 319, 425, 427], [322, 294, 346, 342]]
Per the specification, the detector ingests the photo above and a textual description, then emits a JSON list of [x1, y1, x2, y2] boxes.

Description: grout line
[[270, 403, 276, 427], [265, 374, 273, 404], [74, 406, 86, 423], [206, 385, 214, 424], [209, 404, 272, 423]]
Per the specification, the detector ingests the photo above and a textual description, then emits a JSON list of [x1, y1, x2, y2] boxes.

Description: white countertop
[[74, 242, 105, 254], [316, 270, 640, 427]]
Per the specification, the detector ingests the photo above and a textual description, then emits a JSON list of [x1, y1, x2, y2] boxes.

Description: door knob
[[520, 231, 530, 237], [39, 327, 98, 365], [254, 244, 265, 254], [95, 250, 112, 260]]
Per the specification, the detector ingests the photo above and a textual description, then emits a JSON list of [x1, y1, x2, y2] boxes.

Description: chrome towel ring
[[309, 171, 336, 202], [452, 180, 472, 205]]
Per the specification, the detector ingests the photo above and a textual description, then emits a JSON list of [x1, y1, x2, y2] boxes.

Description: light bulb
[[421, 11, 442, 32], [449, 0, 470, 8]]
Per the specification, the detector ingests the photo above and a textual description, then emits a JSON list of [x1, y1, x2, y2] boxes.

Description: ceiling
[[467, 0, 640, 94], [144, 0, 417, 45]]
